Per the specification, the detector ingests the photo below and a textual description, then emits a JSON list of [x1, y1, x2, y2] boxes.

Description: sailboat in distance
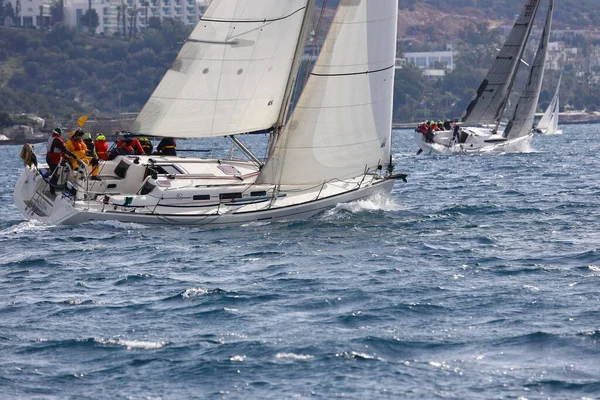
[[14, 0, 405, 226], [535, 72, 562, 134], [415, 0, 554, 155]]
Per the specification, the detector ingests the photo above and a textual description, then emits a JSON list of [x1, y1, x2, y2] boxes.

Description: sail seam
[[200, 7, 306, 24], [310, 65, 394, 77]]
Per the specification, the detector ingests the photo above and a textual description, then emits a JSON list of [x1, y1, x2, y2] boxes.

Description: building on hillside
[[64, 0, 209, 35], [396, 50, 457, 80], [3, 0, 209, 32], [4, 0, 53, 28], [545, 41, 580, 71]]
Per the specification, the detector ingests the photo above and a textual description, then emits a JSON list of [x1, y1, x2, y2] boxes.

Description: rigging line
[[310, 65, 395, 77], [200, 6, 306, 24]]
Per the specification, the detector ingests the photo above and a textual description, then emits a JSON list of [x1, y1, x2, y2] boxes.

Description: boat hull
[[14, 161, 399, 227], [414, 128, 533, 155]]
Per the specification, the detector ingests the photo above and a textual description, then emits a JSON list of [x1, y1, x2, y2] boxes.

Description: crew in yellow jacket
[[65, 129, 100, 179]]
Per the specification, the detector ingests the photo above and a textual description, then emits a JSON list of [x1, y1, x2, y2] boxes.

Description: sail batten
[[131, 0, 310, 139]]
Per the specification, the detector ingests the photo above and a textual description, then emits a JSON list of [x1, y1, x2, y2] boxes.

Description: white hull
[[537, 128, 562, 135], [415, 127, 533, 155], [14, 156, 400, 227]]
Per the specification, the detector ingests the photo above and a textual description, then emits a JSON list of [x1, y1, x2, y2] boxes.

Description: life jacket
[[46, 134, 65, 165], [130, 138, 145, 155], [65, 136, 87, 161], [140, 141, 152, 154], [84, 139, 95, 158], [95, 139, 109, 160]]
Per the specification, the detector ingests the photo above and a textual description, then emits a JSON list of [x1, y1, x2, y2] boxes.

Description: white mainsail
[[132, 0, 309, 138], [537, 72, 561, 134], [462, 0, 541, 126], [257, 0, 398, 186], [504, 0, 553, 140]]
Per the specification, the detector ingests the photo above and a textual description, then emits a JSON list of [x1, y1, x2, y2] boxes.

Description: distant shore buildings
[[2, 0, 210, 34]]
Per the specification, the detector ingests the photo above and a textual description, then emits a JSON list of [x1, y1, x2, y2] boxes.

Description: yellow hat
[[96, 135, 106, 141]]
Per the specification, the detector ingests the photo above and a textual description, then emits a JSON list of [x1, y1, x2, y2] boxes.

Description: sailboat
[[535, 72, 562, 134], [13, 0, 405, 226], [415, 0, 553, 155]]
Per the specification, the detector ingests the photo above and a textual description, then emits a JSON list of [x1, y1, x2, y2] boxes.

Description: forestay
[[132, 0, 309, 138], [504, 0, 553, 140], [257, 0, 398, 186], [462, 0, 540, 126]]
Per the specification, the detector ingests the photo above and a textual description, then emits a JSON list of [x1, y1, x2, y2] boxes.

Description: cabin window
[[154, 165, 183, 175], [250, 191, 267, 197], [219, 193, 242, 200], [107, 184, 117, 189], [193, 195, 210, 201]]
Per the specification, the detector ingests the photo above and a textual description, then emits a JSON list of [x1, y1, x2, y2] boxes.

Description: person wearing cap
[[139, 137, 153, 155], [82, 132, 97, 159], [66, 129, 100, 180], [46, 127, 76, 194], [95, 134, 109, 160]]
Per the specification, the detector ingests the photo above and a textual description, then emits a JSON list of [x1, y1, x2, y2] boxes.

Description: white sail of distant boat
[[14, 0, 405, 226], [415, 0, 553, 155], [536, 72, 562, 134]]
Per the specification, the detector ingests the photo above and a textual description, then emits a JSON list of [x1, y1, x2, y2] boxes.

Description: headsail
[[504, 0, 553, 140], [257, 0, 398, 186], [537, 71, 561, 134], [131, 0, 310, 138], [462, 0, 541, 127]]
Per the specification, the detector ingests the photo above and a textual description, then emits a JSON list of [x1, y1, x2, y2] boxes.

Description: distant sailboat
[[415, 0, 553, 154], [14, 0, 405, 226], [535, 73, 562, 134]]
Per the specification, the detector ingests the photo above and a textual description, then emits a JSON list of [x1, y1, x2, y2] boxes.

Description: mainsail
[[257, 0, 398, 186], [132, 0, 310, 138], [537, 72, 561, 134], [462, 0, 541, 126], [504, 0, 553, 140]]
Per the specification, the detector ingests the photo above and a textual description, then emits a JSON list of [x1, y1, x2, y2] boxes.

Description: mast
[[493, 1, 541, 133], [503, 0, 553, 139], [266, 0, 316, 158]]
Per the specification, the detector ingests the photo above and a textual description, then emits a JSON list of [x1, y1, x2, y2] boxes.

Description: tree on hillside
[[80, 9, 99, 34], [50, 0, 64, 24]]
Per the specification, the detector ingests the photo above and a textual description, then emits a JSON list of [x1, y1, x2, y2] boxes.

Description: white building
[[5, 0, 209, 33], [396, 50, 456, 80], [65, 0, 209, 34], [5, 0, 53, 28]]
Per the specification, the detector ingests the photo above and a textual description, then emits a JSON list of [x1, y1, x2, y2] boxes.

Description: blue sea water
[[1, 126, 599, 399]]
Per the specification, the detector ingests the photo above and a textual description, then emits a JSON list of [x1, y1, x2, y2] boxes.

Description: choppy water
[[1, 126, 599, 399]]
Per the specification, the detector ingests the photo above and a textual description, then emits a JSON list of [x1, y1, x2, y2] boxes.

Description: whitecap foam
[[95, 338, 167, 350], [88, 220, 148, 230], [275, 353, 314, 361], [181, 287, 208, 298], [322, 193, 401, 219], [229, 355, 246, 362], [0, 220, 51, 236]]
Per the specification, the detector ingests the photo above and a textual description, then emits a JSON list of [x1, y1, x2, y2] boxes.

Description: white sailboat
[[14, 0, 404, 226], [535, 72, 562, 134], [415, 0, 553, 155]]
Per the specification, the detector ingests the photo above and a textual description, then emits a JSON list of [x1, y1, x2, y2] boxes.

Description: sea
[[1, 125, 599, 399]]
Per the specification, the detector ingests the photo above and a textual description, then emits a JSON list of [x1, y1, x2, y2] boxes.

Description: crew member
[[156, 137, 177, 156]]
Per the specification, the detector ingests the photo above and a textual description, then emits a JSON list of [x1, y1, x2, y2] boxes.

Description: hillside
[[1, 1, 599, 125]]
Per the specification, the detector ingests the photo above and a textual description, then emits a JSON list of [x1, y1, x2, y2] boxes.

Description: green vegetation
[[0, 20, 191, 119], [1, 3, 600, 124]]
